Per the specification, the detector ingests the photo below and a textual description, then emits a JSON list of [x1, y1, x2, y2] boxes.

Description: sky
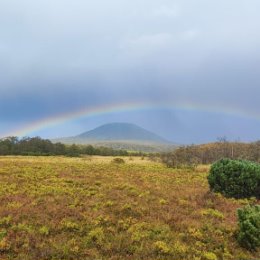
[[0, 0, 260, 144]]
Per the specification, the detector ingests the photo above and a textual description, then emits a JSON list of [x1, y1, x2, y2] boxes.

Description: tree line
[[161, 139, 260, 168], [0, 136, 130, 157]]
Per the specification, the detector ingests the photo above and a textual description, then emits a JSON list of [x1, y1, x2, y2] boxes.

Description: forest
[[0, 136, 129, 157]]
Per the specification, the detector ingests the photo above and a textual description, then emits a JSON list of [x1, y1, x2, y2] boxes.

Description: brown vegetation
[[0, 156, 259, 259], [161, 140, 260, 168]]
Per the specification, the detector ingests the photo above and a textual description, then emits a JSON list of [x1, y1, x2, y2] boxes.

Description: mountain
[[77, 122, 167, 142], [53, 122, 176, 152]]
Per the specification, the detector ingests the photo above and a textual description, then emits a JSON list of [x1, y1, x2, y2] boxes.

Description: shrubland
[[0, 156, 259, 259], [161, 140, 260, 168]]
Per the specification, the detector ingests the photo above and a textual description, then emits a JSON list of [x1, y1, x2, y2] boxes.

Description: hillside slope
[[77, 123, 167, 143], [54, 123, 176, 152]]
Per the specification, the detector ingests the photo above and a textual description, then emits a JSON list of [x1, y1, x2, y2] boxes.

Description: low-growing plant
[[208, 159, 260, 199], [154, 240, 171, 254], [111, 157, 125, 164], [0, 216, 12, 228], [237, 205, 260, 251], [87, 227, 105, 246], [0, 237, 10, 252], [202, 251, 218, 260], [39, 226, 50, 236], [60, 219, 80, 231], [159, 198, 168, 205], [200, 208, 224, 220]]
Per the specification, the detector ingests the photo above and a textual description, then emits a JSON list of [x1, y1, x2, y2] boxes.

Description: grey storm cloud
[[0, 0, 260, 142]]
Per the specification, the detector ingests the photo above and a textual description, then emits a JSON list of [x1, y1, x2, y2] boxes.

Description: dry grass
[[0, 156, 259, 260]]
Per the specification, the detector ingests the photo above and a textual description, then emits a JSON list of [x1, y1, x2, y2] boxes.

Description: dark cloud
[[0, 0, 260, 142]]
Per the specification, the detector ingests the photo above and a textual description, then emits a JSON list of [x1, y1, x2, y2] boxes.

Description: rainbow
[[3, 100, 260, 138]]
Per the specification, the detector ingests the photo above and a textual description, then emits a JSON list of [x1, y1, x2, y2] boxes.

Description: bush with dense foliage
[[111, 157, 125, 164], [208, 159, 260, 199], [237, 205, 260, 251]]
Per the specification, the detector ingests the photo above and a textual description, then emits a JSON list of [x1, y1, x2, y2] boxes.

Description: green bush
[[208, 159, 260, 199], [237, 205, 260, 251], [111, 158, 125, 164]]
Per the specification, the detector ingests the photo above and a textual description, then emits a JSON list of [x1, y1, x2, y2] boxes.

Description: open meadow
[[0, 156, 259, 260]]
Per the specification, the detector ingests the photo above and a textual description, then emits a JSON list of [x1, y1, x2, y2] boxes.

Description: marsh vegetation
[[0, 156, 259, 259]]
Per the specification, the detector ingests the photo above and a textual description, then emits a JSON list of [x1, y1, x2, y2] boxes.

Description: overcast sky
[[1, 0, 260, 143]]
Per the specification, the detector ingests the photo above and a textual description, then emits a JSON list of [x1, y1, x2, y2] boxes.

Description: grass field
[[0, 156, 259, 260]]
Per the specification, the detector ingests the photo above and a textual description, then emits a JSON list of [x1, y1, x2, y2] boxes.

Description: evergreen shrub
[[208, 159, 260, 199]]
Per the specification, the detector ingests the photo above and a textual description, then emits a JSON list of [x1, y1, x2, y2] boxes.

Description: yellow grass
[[0, 156, 258, 260]]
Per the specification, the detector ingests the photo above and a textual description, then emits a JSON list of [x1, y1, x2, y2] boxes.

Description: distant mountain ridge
[[53, 122, 176, 152]]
